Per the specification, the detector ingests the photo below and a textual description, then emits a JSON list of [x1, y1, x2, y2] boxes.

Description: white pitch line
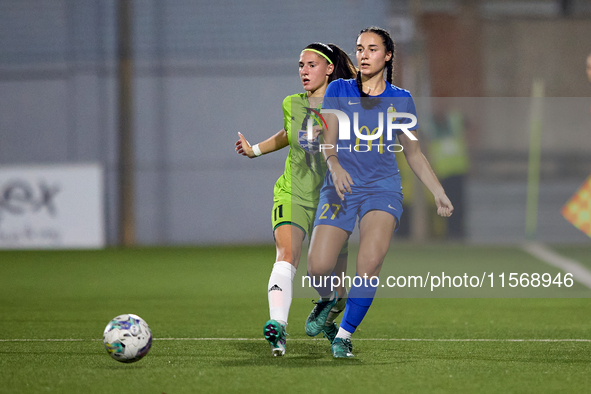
[[521, 242, 591, 289], [156, 338, 591, 342], [1, 338, 590, 342], [0, 338, 94, 342]]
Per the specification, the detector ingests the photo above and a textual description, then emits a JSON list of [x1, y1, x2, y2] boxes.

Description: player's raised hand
[[434, 192, 454, 217], [235, 132, 255, 158]]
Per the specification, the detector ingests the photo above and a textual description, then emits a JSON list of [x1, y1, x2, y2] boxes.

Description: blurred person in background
[[587, 53, 591, 116], [426, 99, 470, 239]]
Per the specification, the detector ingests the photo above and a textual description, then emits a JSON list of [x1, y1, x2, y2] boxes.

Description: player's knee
[[307, 265, 322, 278], [358, 255, 384, 277], [306, 256, 325, 277]]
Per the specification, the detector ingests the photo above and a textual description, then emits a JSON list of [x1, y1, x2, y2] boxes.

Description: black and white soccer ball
[[103, 314, 152, 363]]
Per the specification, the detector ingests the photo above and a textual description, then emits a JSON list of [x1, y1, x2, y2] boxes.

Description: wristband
[[252, 144, 262, 157], [326, 154, 338, 163]]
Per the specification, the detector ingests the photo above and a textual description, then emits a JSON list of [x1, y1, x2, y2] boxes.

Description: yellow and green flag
[[561, 174, 591, 238]]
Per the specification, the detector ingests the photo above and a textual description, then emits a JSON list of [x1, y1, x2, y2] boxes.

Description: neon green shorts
[[271, 199, 348, 255], [272, 199, 316, 237]]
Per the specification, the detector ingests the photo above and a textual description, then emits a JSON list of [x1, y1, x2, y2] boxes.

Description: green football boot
[[321, 322, 338, 344], [263, 319, 286, 357], [331, 337, 354, 358], [305, 293, 339, 337]]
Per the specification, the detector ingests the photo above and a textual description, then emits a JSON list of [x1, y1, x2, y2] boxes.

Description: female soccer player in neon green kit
[[235, 42, 356, 356]]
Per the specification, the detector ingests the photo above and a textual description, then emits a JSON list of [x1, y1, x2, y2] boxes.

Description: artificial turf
[[1, 244, 591, 393]]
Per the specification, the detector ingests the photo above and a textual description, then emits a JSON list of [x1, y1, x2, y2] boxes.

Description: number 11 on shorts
[[274, 204, 283, 221]]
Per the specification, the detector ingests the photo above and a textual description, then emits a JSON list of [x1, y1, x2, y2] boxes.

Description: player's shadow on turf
[[102, 364, 146, 370], [216, 342, 363, 367]]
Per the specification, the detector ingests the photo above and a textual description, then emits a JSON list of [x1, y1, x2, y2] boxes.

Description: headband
[[302, 48, 333, 64]]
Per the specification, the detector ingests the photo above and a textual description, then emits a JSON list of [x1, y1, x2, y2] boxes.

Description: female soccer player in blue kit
[[235, 42, 356, 356], [305, 27, 454, 358]]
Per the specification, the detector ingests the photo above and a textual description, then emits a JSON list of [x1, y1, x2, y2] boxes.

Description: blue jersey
[[322, 78, 418, 192]]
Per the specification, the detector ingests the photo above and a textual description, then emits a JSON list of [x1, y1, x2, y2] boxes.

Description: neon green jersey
[[273, 93, 327, 208]]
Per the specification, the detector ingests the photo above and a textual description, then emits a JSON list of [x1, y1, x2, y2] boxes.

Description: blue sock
[[340, 275, 378, 334], [307, 271, 336, 298]]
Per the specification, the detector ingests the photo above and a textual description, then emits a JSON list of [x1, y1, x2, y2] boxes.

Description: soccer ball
[[103, 314, 152, 363]]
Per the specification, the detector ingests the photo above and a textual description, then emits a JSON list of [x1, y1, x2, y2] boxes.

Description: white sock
[[335, 326, 352, 340], [268, 261, 297, 325]]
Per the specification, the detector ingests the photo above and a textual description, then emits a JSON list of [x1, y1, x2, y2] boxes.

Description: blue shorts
[[314, 185, 403, 233]]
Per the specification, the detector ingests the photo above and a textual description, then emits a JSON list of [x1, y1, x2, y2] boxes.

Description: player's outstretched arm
[[399, 130, 454, 218], [235, 130, 289, 158]]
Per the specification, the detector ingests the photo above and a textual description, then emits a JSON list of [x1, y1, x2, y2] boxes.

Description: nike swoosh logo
[[388, 205, 397, 210], [348, 100, 360, 105]]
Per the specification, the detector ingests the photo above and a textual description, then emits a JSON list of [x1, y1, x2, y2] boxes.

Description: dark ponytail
[[356, 71, 364, 97], [326, 44, 356, 82], [303, 42, 356, 83], [386, 58, 394, 85]]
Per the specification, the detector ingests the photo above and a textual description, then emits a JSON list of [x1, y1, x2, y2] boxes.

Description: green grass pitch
[[1, 244, 591, 393]]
